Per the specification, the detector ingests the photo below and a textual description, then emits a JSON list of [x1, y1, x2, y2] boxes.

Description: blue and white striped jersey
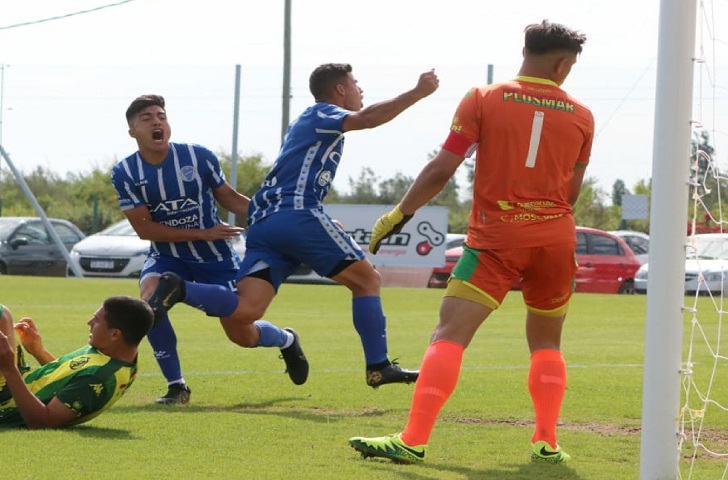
[[111, 142, 235, 263], [249, 102, 348, 225]]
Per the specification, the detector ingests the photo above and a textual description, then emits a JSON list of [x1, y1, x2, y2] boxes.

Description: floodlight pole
[[281, 0, 292, 142], [0, 63, 5, 216], [228, 64, 241, 226], [0, 63, 5, 145], [639, 1, 697, 479]]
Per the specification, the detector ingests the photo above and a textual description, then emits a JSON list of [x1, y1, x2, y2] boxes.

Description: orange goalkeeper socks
[[401, 340, 464, 446], [528, 348, 567, 448]]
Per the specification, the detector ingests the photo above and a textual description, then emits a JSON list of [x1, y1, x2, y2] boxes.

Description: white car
[[69, 219, 150, 278], [609, 230, 649, 264], [634, 233, 728, 295], [69, 219, 246, 278]]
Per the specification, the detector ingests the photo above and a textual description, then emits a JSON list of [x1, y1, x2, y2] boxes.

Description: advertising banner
[[326, 204, 449, 267]]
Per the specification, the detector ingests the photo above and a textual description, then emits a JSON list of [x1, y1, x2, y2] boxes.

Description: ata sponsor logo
[[150, 198, 199, 213]]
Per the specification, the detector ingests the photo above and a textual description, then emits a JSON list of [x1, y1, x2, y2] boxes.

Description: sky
[[0, 0, 726, 201]]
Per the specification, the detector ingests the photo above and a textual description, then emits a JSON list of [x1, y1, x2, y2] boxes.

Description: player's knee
[[227, 331, 258, 348], [229, 302, 267, 324]]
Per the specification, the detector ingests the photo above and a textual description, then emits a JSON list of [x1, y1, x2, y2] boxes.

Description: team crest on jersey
[[181, 165, 197, 182], [318, 170, 332, 187], [70, 356, 90, 370]]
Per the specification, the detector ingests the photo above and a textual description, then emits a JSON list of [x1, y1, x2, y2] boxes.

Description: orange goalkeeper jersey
[[448, 76, 594, 249]]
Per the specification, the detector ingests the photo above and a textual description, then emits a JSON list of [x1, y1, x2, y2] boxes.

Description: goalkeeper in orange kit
[[350, 19, 594, 464]]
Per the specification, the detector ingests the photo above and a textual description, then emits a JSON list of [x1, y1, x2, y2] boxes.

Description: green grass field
[[0, 276, 726, 479]]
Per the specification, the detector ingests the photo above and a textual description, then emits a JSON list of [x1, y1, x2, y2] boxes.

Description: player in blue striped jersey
[[149, 65, 438, 388], [112, 95, 307, 404]]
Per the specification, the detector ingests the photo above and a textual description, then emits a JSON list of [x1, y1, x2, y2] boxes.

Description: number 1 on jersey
[[525, 111, 545, 168]]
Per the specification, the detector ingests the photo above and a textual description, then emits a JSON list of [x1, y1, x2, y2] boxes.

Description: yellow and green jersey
[[0, 345, 137, 428]]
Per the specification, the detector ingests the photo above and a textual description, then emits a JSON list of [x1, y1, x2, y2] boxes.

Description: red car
[[427, 226, 642, 294]]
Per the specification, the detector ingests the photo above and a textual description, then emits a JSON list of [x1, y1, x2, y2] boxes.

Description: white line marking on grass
[[137, 363, 643, 378]]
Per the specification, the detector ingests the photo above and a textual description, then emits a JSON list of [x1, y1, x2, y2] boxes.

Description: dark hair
[[524, 20, 586, 55], [125, 94, 165, 125], [309, 63, 352, 101], [103, 296, 154, 346]]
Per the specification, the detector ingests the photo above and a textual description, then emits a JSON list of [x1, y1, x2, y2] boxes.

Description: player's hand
[[369, 204, 414, 254], [14, 318, 43, 355], [201, 224, 245, 241], [415, 69, 439, 98]]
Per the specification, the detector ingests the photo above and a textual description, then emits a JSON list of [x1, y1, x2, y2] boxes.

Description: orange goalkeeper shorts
[[445, 243, 577, 316]]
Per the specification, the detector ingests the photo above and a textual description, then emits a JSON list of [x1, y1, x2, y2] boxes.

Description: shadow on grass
[[352, 457, 583, 480], [65, 425, 135, 439], [114, 396, 392, 424]]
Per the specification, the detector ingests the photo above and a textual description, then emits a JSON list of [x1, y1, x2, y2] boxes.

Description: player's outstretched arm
[[343, 69, 439, 132], [369, 148, 464, 254]]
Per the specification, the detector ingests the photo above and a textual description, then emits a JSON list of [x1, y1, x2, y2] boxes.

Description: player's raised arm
[[342, 69, 439, 132]]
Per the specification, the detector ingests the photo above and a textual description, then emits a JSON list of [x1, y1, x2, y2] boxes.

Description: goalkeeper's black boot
[[366, 360, 419, 388]]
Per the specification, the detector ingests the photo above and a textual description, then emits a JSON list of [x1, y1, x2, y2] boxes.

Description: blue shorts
[[140, 254, 243, 291], [240, 209, 365, 290]]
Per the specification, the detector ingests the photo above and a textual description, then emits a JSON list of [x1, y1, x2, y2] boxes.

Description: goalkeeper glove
[[369, 204, 414, 254]]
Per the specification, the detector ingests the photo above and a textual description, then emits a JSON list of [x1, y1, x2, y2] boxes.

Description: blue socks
[[172, 281, 292, 349], [255, 321, 291, 348], [146, 313, 183, 383], [183, 282, 239, 317], [352, 296, 388, 366]]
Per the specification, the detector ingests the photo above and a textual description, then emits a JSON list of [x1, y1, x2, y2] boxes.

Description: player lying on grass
[[0, 297, 154, 428]]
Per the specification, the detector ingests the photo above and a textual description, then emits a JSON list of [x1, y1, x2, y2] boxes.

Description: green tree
[[611, 179, 629, 207], [218, 152, 270, 198], [343, 167, 381, 204], [378, 172, 414, 205], [574, 176, 621, 229]]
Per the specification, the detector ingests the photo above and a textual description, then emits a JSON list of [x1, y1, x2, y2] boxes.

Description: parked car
[[428, 234, 467, 288], [427, 227, 641, 294], [68, 219, 246, 278], [635, 233, 728, 295], [575, 226, 642, 293], [0, 216, 86, 277], [68, 219, 149, 278], [609, 230, 650, 264]]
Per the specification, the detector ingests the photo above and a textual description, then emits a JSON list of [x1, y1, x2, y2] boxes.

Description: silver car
[[68, 219, 150, 278], [69, 219, 246, 278], [635, 233, 728, 295]]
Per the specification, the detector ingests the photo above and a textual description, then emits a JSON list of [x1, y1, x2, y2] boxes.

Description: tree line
[[0, 130, 719, 235]]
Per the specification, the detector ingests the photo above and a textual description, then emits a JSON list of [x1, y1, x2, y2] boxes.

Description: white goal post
[[639, 0, 697, 479]]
